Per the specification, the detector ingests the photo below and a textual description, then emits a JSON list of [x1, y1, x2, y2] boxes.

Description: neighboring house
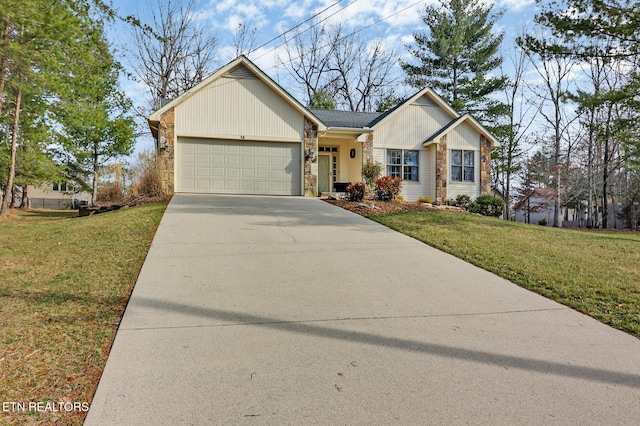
[[514, 188, 556, 225], [148, 55, 499, 202], [515, 188, 628, 228], [490, 186, 510, 218], [514, 187, 583, 226], [19, 183, 91, 209]]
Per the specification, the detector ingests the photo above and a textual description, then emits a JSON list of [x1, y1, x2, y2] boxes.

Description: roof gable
[[423, 114, 500, 148], [369, 88, 460, 128], [148, 56, 325, 130]]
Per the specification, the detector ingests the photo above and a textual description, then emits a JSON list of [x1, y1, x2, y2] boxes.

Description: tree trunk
[[552, 100, 561, 227], [91, 145, 99, 205], [19, 185, 28, 208], [1, 89, 22, 216], [10, 185, 19, 208], [587, 124, 594, 228], [602, 138, 609, 229]]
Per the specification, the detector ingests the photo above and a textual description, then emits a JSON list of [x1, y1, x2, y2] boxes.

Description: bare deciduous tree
[[281, 22, 397, 112], [233, 21, 257, 57], [493, 41, 537, 219], [131, 0, 217, 112], [328, 24, 397, 112], [519, 31, 578, 227], [282, 23, 336, 106]]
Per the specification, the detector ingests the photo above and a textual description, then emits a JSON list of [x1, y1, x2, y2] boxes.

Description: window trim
[[450, 149, 475, 182], [386, 149, 419, 182]]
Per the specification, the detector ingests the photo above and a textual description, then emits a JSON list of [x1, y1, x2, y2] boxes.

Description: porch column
[[304, 117, 318, 197], [479, 135, 492, 195], [363, 133, 374, 164], [435, 135, 447, 203]]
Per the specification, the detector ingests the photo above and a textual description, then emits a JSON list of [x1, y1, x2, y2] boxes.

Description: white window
[[386, 149, 418, 181], [451, 150, 474, 182]]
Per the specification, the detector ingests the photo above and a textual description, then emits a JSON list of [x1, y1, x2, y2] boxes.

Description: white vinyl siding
[[446, 121, 481, 200], [372, 93, 457, 202], [447, 121, 479, 150], [177, 137, 301, 195], [175, 67, 304, 141], [374, 101, 453, 150], [374, 147, 429, 201]]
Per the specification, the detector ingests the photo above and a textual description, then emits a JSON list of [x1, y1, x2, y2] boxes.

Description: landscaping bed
[[323, 198, 465, 216]]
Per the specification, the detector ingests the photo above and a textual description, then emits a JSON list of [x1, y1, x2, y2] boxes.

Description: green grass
[[0, 204, 167, 425], [371, 211, 640, 338]]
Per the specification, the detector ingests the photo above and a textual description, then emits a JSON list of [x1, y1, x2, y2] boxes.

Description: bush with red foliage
[[374, 176, 402, 201]]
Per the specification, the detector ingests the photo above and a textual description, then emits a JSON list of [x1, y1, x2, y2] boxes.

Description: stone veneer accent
[[479, 135, 491, 195], [435, 135, 447, 203], [363, 134, 374, 164], [157, 108, 175, 194], [304, 117, 318, 196]]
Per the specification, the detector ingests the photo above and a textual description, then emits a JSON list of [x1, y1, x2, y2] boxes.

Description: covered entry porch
[[311, 109, 375, 195]]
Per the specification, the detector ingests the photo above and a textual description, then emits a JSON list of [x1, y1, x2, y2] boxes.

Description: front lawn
[[0, 203, 167, 425], [371, 211, 640, 338]]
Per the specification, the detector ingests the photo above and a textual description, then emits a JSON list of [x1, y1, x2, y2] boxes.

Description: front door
[[318, 154, 331, 193]]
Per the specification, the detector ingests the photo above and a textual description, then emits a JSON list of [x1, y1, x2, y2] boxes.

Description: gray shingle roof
[[423, 115, 467, 144], [310, 109, 383, 129]]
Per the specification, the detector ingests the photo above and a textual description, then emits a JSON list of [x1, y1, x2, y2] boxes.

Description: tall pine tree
[[0, 0, 136, 214], [56, 21, 135, 205], [400, 0, 507, 122]]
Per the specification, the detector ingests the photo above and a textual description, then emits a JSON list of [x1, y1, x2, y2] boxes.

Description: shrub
[[396, 195, 404, 201], [96, 181, 125, 204], [446, 194, 472, 210], [538, 217, 548, 226], [374, 175, 402, 201], [417, 196, 434, 204], [346, 182, 365, 201], [468, 195, 504, 217], [136, 167, 165, 198], [362, 162, 383, 188]]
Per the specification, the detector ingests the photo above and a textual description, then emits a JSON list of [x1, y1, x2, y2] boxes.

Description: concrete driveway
[[86, 194, 640, 425]]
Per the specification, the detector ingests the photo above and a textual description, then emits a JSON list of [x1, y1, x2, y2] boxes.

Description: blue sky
[[107, 0, 541, 154]]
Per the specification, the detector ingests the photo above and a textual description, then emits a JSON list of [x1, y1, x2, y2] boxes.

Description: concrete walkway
[[86, 194, 640, 425]]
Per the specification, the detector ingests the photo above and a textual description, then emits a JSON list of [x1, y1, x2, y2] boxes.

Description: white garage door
[[178, 138, 301, 195]]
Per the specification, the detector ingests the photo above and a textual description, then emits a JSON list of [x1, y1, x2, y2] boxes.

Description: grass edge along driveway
[[371, 210, 640, 338], [0, 202, 167, 425]]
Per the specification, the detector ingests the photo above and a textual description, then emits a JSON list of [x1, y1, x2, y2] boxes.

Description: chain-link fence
[[28, 198, 75, 210]]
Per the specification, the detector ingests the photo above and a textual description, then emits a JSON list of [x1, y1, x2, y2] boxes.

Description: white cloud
[[498, 0, 536, 12]]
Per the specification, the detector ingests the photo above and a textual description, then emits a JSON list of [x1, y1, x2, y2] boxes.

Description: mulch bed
[[323, 198, 465, 217]]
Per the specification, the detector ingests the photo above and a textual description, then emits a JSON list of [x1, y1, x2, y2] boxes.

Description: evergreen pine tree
[[400, 0, 507, 122]]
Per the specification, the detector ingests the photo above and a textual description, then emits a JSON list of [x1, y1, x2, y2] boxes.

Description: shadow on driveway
[[131, 296, 640, 390]]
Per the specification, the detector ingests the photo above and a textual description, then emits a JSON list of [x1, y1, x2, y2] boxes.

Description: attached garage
[[148, 56, 326, 197], [177, 137, 301, 195]]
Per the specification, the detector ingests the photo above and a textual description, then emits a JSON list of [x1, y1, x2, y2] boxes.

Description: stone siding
[[304, 117, 318, 197], [363, 134, 374, 164], [479, 135, 491, 195], [435, 135, 447, 203], [156, 108, 175, 194]]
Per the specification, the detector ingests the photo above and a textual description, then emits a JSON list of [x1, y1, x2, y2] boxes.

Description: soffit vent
[[414, 95, 436, 106], [225, 64, 257, 79]]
